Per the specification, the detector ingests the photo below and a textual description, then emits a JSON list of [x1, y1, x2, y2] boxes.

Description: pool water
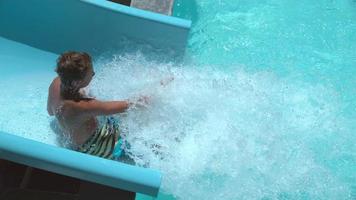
[[136, 0, 355, 199], [0, 0, 355, 200]]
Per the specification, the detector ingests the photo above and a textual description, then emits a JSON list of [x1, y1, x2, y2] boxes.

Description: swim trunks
[[77, 117, 123, 160]]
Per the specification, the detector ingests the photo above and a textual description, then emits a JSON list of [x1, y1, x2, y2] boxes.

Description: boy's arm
[[47, 77, 61, 116], [47, 92, 54, 116], [72, 99, 131, 117]]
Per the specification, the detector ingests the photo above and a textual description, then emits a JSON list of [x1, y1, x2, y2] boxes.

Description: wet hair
[[55, 51, 92, 87]]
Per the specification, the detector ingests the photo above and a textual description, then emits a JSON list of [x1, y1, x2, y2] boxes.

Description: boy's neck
[[60, 84, 82, 101]]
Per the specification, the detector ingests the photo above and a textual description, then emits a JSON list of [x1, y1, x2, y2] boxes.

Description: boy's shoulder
[[49, 77, 61, 91]]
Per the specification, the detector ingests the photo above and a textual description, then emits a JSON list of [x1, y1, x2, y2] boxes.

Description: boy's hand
[[137, 95, 151, 106], [129, 95, 151, 108]]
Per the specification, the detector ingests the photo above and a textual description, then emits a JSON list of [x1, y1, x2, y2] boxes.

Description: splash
[[90, 53, 354, 200]]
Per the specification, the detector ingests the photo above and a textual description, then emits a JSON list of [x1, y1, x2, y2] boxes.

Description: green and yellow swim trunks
[[77, 117, 124, 160]]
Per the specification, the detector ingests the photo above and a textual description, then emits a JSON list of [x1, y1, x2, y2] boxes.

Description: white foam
[[91, 52, 353, 199]]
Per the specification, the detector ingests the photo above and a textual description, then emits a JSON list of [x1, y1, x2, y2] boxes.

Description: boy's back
[[48, 77, 98, 146], [47, 52, 130, 148]]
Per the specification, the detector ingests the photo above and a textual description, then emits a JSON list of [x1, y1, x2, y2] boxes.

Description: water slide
[[0, 0, 191, 198]]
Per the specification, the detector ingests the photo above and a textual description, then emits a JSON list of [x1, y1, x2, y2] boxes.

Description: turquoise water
[[0, 1, 355, 200]]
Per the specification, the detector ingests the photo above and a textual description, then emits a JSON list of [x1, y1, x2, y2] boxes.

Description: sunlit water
[[0, 0, 355, 199]]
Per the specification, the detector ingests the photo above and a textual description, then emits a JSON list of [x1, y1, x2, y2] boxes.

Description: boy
[[47, 51, 144, 159]]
